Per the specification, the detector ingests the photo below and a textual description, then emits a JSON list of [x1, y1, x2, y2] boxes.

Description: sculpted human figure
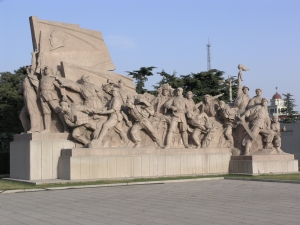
[[117, 79, 131, 105], [59, 74, 104, 109], [60, 101, 97, 146], [39, 66, 69, 133], [186, 110, 211, 148], [218, 101, 238, 147], [126, 96, 164, 148], [234, 65, 250, 112], [151, 83, 173, 116], [234, 85, 250, 112], [19, 66, 41, 133], [164, 87, 190, 148], [90, 87, 129, 146], [270, 115, 285, 154], [185, 91, 195, 110], [240, 98, 273, 155], [246, 88, 263, 109], [49, 29, 66, 51], [195, 93, 224, 117]]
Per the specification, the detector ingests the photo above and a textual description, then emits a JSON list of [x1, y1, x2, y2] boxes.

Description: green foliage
[[154, 69, 231, 103], [126, 66, 156, 94], [281, 93, 299, 123], [0, 67, 26, 174], [0, 67, 26, 134]]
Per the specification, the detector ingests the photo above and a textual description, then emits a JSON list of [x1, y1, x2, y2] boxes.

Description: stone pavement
[[0, 180, 299, 225]]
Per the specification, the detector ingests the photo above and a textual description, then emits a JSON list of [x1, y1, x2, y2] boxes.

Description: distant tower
[[206, 39, 211, 71]]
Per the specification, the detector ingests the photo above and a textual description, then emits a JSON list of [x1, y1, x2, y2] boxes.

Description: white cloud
[[105, 35, 136, 50]]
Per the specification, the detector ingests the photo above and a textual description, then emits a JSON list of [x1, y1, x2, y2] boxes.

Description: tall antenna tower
[[206, 39, 211, 71]]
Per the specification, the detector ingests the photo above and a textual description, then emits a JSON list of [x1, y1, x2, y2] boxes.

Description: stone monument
[[9, 17, 298, 181]]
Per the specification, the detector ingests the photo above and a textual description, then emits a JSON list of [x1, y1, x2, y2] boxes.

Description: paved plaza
[[0, 179, 299, 225]]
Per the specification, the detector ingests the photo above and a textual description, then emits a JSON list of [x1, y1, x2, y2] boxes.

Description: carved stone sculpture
[[19, 66, 42, 133], [89, 87, 129, 147], [237, 64, 249, 80], [240, 98, 273, 155], [270, 115, 285, 154], [126, 96, 164, 148], [218, 101, 238, 147], [39, 66, 69, 133], [61, 101, 97, 146], [234, 64, 250, 112], [151, 83, 173, 117], [186, 110, 211, 148], [151, 83, 173, 144], [164, 87, 190, 149], [58, 74, 105, 109], [185, 91, 195, 110], [195, 93, 224, 118], [246, 88, 263, 109]]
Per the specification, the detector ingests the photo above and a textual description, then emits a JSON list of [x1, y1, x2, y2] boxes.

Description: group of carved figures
[[19, 64, 285, 155]]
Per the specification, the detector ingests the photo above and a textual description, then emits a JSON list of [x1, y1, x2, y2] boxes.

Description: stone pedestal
[[58, 147, 232, 180], [229, 154, 298, 175], [10, 133, 75, 180]]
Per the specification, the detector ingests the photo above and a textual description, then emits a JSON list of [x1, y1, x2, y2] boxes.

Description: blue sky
[[0, 0, 299, 111]]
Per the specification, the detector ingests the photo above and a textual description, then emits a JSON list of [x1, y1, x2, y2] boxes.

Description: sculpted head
[[186, 91, 193, 100], [255, 88, 262, 97], [272, 115, 279, 123], [81, 74, 89, 85], [43, 66, 54, 76], [118, 79, 124, 89], [160, 83, 172, 97], [177, 87, 183, 96], [218, 100, 226, 109], [261, 98, 268, 107], [60, 101, 69, 113], [242, 86, 249, 94], [203, 94, 211, 103], [49, 29, 66, 51], [111, 87, 120, 97], [126, 96, 134, 108]]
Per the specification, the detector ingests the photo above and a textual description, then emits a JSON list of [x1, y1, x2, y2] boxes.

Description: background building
[[268, 91, 286, 118]]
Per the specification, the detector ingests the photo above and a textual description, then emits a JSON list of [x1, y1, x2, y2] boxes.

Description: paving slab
[[0, 180, 300, 224]]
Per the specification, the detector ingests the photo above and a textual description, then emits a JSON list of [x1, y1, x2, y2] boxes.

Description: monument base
[[10, 133, 75, 180], [58, 147, 232, 180], [229, 154, 298, 175]]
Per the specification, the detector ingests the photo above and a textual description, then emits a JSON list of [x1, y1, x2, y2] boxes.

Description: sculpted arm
[[139, 98, 155, 116], [64, 116, 77, 128], [240, 106, 257, 121], [211, 93, 224, 100], [164, 98, 177, 111], [57, 78, 82, 93]]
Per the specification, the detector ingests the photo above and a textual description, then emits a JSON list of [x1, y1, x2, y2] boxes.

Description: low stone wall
[[58, 148, 232, 180]]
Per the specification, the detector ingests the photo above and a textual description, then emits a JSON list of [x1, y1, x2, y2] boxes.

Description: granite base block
[[229, 154, 299, 175], [58, 147, 232, 180], [10, 133, 75, 180]]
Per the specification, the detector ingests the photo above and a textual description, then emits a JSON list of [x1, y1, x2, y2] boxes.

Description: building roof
[[272, 93, 282, 99]]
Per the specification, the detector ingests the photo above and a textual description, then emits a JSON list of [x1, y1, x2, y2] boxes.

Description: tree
[[154, 69, 231, 104], [0, 66, 26, 174], [281, 93, 299, 123], [126, 66, 156, 94], [0, 67, 26, 134]]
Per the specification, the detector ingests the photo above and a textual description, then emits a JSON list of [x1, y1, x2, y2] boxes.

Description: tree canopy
[[0, 67, 26, 134], [153, 69, 233, 104], [281, 93, 299, 123], [126, 66, 156, 94]]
